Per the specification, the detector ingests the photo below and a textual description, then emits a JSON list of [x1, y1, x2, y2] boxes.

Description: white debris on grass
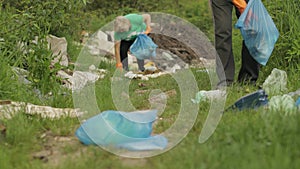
[[46, 35, 69, 67], [57, 65, 107, 91], [268, 94, 298, 116], [262, 68, 288, 96], [191, 90, 227, 104], [124, 71, 168, 80], [0, 101, 85, 120]]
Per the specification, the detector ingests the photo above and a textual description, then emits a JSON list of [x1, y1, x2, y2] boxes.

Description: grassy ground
[[1, 1, 299, 167], [0, 60, 299, 169]]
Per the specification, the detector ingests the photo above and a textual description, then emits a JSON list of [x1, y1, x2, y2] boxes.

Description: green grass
[[0, 61, 299, 168]]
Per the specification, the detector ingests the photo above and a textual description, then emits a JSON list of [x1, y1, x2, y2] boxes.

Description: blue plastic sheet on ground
[[235, 0, 279, 66], [75, 110, 168, 151], [130, 34, 158, 60]]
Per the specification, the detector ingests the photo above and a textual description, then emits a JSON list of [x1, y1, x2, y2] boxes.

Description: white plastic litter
[[191, 90, 226, 104], [0, 101, 84, 119], [262, 68, 287, 96], [268, 94, 298, 116]]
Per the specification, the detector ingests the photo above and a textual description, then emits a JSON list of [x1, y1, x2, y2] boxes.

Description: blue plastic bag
[[130, 34, 158, 60], [235, 0, 279, 66], [226, 89, 268, 111], [75, 110, 168, 151], [296, 97, 300, 108]]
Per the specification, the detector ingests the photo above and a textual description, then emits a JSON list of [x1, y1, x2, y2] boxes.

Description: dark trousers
[[211, 0, 260, 86], [120, 39, 145, 71]]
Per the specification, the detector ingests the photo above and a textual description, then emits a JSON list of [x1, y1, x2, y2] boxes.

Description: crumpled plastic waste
[[191, 90, 226, 104], [262, 68, 287, 96], [75, 109, 168, 151], [144, 61, 158, 72], [268, 94, 298, 116], [124, 71, 167, 81], [226, 89, 268, 111]]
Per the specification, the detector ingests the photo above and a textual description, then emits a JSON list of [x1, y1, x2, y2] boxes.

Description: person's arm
[[142, 14, 152, 34], [232, 0, 247, 14], [114, 41, 122, 69]]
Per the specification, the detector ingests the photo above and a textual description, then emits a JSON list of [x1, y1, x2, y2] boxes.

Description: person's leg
[[237, 41, 260, 83], [137, 59, 145, 72], [120, 39, 145, 71], [211, 0, 235, 86], [120, 40, 134, 71], [235, 0, 260, 84]]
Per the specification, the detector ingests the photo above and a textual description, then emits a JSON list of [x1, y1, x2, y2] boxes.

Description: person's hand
[[144, 26, 152, 35], [116, 62, 123, 71]]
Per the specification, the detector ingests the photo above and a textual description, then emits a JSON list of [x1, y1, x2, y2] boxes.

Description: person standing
[[114, 13, 152, 72], [211, 0, 260, 87]]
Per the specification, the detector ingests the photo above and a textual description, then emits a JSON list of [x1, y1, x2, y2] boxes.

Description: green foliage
[[0, 0, 87, 95], [263, 0, 300, 70]]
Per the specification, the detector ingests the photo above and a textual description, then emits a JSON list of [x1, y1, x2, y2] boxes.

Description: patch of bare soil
[[32, 130, 87, 167]]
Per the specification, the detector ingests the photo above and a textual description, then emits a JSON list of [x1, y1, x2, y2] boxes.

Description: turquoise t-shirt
[[114, 14, 146, 41]]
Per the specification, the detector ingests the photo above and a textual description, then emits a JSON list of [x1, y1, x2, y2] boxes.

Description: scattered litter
[[47, 35, 69, 67], [268, 94, 298, 116], [144, 61, 158, 72], [226, 89, 268, 111], [0, 100, 84, 119], [191, 90, 226, 104], [262, 68, 287, 96], [124, 71, 167, 80], [57, 66, 106, 91], [75, 110, 168, 151]]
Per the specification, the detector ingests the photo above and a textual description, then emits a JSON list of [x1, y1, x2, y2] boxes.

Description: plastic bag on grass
[[269, 95, 298, 116], [235, 0, 279, 65], [262, 68, 287, 96], [130, 34, 158, 60], [75, 110, 168, 151], [226, 89, 268, 111], [191, 90, 226, 104]]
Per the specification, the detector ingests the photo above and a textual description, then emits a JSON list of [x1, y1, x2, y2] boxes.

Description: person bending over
[[114, 13, 152, 72]]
